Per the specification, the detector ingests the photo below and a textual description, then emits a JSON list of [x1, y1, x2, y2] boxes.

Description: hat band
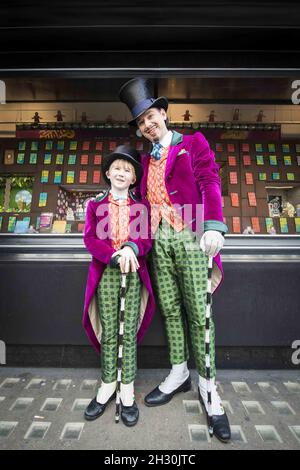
[[132, 98, 155, 119]]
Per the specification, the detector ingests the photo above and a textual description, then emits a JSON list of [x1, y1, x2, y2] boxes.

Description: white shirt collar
[[152, 130, 173, 148], [109, 190, 128, 201]]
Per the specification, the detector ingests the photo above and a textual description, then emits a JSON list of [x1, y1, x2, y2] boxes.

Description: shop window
[[0, 175, 34, 213], [55, 187, 99, 233], [218, 162, 228, 196]]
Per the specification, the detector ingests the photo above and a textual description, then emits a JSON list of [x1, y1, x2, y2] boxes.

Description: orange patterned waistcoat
[[108, 192, 130, 250], [146, 146, 185, 234]]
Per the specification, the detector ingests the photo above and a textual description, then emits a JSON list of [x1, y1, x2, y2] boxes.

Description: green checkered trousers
[[96, 266, 142, 384], [149, 220, 216, 378]]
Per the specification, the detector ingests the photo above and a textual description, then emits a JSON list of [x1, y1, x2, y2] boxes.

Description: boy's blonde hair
[[108, 158, 136, 178]]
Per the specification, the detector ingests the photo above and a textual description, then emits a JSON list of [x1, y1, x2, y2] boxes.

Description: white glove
[[200, 230, 225, 257]]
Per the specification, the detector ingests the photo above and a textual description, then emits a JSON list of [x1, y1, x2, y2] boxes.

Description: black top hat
[[119, 78, 168, 126], [101, 144, 143, 188]]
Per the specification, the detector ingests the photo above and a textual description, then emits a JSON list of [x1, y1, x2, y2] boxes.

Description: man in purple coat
[[119, 78, 231, 442]]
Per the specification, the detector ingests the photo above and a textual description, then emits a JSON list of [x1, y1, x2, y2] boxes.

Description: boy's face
[[136, 107, 168, 143], [106, 159, 136, 191]]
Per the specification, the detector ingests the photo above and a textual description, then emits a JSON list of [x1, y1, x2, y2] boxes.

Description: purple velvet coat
[[139, 130, 228, 293], [82, 191, 155, 353]]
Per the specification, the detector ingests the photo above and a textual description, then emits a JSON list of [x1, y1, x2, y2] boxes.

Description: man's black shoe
[[144, 375, 191, 407], [121, 401, 139, 427], [84, 392, 116, 421], [198, 388, 231, 443]]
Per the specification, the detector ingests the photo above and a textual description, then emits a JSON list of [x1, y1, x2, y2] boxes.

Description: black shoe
[[121, 401, 139, 427], [198, 388, 231, 443], [144, 375, 192, 407], [84, 392, 116, 421]]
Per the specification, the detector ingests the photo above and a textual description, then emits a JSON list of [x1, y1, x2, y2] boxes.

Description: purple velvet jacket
[[82, 191, 155, 353], [139, 130, 228, 292]]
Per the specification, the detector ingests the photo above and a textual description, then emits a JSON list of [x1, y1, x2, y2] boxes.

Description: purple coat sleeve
[[191, 132, 224, 223], [83, 201, 115, 264]]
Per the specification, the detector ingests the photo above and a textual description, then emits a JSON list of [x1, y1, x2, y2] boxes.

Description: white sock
[[120, 381, 134, 406], [159, 361, 189, 394], [198, 375, 224, 415], [96, 380, 116, 404]]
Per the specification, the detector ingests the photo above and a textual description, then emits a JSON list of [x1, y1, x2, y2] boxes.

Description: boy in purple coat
[[119, 78, 231, 442], [82, 145, 155, 426]]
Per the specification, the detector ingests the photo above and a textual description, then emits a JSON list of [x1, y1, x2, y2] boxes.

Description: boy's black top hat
[[101, 144, 143, 188], [119, 78, 168, 126]]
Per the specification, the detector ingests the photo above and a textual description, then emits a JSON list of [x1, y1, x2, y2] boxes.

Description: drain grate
[[40, 398, 63, 412], [10, 398, 34, 411], [0, 378, 20, 389], [183, 400, 202, 414], [0, 421, 18, 438], [26, 379, 46, 390], [257, 382, 279, 395], [271, 401, 296, 416], [53, 380, 72, 391], [283, 382, 300, 393], [230, 425, 247, 443], [255, 425, 283, 443], [242, 401, 265, 415], [231, 382, 251, 394], [188, 424, 210, 443], [288, 426, 300, 444], [72, 399, 91, 411], [60, 422, 84, 440], [80, 380, 98, 391], [24, 422, 51, 439]]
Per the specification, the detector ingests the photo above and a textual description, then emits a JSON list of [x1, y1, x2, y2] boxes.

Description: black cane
[[115, 272, 127, 423], [205, 255, 214, 436]]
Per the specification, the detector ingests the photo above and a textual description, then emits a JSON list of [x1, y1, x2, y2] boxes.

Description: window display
[[0, 124, 299, 234]]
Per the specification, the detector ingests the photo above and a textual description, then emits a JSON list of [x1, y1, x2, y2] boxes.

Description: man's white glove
[[200, 230, 225, 257]]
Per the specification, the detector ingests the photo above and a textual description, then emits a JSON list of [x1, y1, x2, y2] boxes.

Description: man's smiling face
[[136, 107, 168, 143]]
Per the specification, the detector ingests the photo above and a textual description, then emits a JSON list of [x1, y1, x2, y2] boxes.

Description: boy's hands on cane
[[114, 246, 140, 273]]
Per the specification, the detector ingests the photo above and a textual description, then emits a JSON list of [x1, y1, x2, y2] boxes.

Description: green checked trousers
[[96, 266, 142, 384], [149, 220, 216, 378]]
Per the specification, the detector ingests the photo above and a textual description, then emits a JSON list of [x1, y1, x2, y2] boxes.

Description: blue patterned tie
[[151, 142, 163, 160]]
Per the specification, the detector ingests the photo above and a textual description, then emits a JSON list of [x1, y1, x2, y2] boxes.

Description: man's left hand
[[200, 230, 225, 257]]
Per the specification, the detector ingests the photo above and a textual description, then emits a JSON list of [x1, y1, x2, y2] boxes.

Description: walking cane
[[115, 272, 127, 423], [205, 255, 214, 436]]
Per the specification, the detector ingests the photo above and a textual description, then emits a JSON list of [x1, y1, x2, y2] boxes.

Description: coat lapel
[[140, 153, 151, 197], [165, 131, 184, 178]]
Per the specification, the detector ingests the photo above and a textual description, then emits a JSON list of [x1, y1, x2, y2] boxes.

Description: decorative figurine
[[232, 109, 239, 121], [54, 110, 65, 122], [208, 110, 216, 122], [182, 109, 192, 121], [32, 112, 42, 125], [256, 110, 265, 122]]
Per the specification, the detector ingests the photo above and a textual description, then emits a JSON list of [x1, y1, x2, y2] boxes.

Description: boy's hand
[[117, 246, 140, 273]]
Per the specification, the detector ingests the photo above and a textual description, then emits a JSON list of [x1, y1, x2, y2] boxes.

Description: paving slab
[[0, 368, 299, 450]]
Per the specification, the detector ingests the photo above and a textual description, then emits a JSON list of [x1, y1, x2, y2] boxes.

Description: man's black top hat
[[101, 144, 143, 188], [119, 78, 168, 126]]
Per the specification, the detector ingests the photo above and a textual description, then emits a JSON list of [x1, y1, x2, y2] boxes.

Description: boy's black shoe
[[84, 392, 116, 421], [121, 401, 139, 426]]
